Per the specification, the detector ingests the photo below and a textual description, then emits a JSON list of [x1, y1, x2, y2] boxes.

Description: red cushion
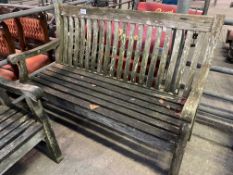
[[137, 2, 203, 15], [0, 68, 17, 80], [0, 54, 50, 80]]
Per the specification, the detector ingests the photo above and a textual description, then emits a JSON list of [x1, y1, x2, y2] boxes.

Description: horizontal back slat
[[61, 6, 214, 32], [56, 5, 223, 98]]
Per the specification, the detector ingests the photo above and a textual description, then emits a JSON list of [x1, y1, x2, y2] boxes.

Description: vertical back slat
[[164, 30, 182, 91], [91, 19, 99, 71], [117, 23, 127, 79], [103, 21, 112, 74], [183, 32, 205, 96], [155, 28, 172, 89], [109, 22, 119, 77], [123, 24, 135, 81], [79, 18, 86, 68], [73, 17, 80, 67], [68, 16, 74, 66], [97, 20, 105, 73], [57, 14, 64, 63], [63, 16, 69, 64], [172, 31, 193, 93], [131, 25, 143, 82], [139, 26, 152, 84], [146, 27, 162, 87], [85, 19, 92, 69]]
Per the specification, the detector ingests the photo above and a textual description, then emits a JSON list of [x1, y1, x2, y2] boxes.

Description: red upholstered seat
[[1, 53, 50, 80], [137, 2, 203, 15]]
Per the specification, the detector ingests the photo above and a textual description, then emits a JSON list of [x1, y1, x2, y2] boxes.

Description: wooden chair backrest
[[55, 5, 223, 98]]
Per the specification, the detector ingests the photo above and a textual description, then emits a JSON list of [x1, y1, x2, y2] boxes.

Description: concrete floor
[[2, 0, 233, 175]]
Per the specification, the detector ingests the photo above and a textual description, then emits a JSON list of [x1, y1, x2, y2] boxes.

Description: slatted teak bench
[[0, 78, 62, 174], [6, 4, 224, 175]]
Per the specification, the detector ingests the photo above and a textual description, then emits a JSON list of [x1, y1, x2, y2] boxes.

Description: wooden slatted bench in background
[[5, 3, 224, 175], [0, 77, 62, 175]]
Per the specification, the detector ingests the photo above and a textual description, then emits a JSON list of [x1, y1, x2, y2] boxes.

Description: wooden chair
[[6, 4, 224, 175], [0, 77, 62, 175]]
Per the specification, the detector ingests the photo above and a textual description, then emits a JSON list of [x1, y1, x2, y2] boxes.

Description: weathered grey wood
[[131, 25, 143, 82], [68, 16, 74, 66], [117, 23, 127, 79], [146, 27, 162, 87], [26, 4, 224, 175], [109, 22, 119, 76], [139, 26, 152, 84], [103, 21, 112, 74], [165, 30, 182, 92], [63, 17, 69, 65], [91, 19, 99, 71], [79, 18, 86, 67], [73, 17, 80, 66], [123, 24, 135, 81], [0, 77, 62, 173], [85, 19, 92, 69], [97, 20, 105, 73], [156, 28, 172, 89]]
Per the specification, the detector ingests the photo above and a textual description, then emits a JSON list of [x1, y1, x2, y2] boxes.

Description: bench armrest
[[0, 77, 43, 101], [180, 64, 210, 122], [7, 38, 59, 64], [5, 39, 59, 82]]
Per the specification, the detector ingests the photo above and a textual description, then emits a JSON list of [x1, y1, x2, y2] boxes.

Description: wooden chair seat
[[0, 79, 62, 174]]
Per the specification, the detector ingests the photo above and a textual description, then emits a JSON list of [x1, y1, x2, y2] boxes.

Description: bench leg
[[169, 123, 190, 175], [25, 98, 63, 163]]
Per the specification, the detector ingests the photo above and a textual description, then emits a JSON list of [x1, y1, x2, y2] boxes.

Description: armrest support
[[180, 64, 210, 122], [7, 38, 59, 64], [0, 77, 43, 101]]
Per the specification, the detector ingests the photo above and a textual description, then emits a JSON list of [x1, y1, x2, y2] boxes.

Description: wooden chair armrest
[[7, 38, 59, 64], [180, 64, 211, 122], [0, 77, 43, 101]]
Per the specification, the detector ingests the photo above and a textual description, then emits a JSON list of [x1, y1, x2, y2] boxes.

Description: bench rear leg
[[169, 123, 190, 175]]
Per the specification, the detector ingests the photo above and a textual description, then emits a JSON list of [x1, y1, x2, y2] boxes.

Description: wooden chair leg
[[169, 123, 190, 175], [25, 98, 63, 163]]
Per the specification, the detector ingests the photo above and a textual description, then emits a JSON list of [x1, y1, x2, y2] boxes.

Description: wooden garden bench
[[0, 77, 62, 175], [6, 4, 223, 175]]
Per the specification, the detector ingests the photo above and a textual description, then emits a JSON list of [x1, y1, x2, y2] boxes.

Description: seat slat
[[44, 101, 175, 152], [0, 115, 28, 140], [33, 73, 181, 133], [0, 111, 26, 132], [32, 77, 179, 142], [0, 122, 43, 162], [46, 65, 183, 111], [0, 109, 18, 124]]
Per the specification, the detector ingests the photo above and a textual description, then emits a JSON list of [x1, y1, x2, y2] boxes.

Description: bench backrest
[[55, 5, 223, 98]]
